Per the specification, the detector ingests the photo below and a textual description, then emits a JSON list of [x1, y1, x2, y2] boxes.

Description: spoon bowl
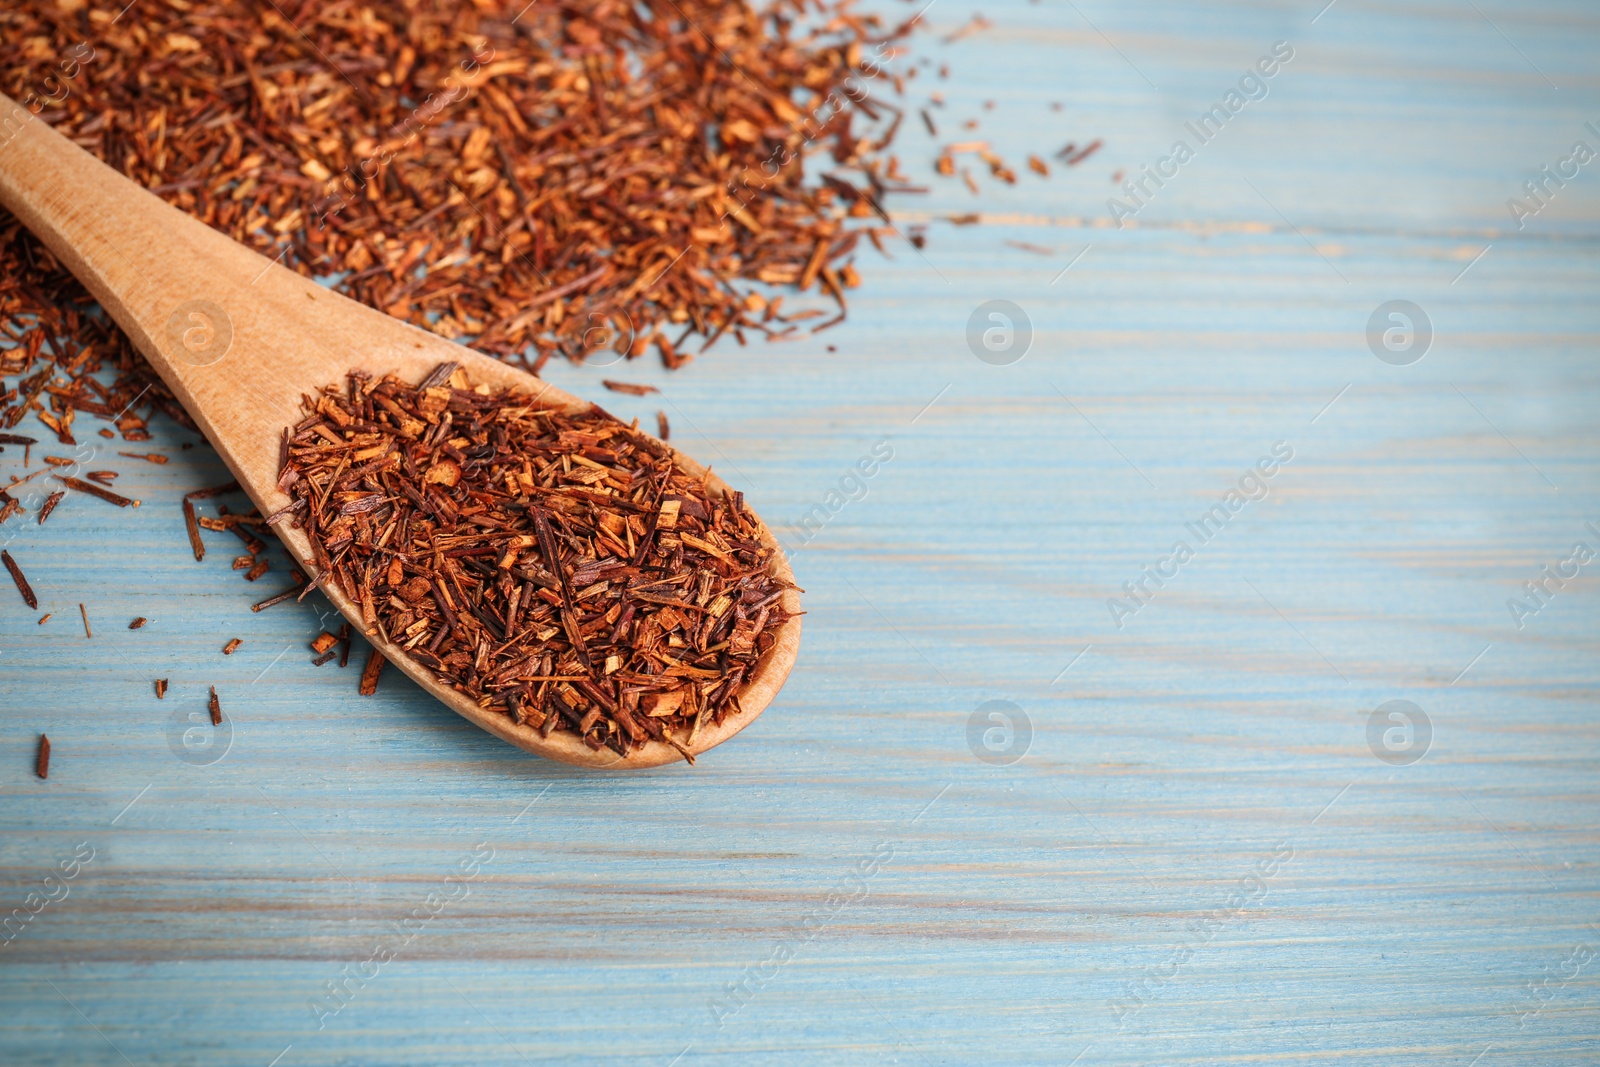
[[0, 90, 800, 768]]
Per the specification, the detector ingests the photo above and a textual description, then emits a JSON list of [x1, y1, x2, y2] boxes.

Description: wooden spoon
[[0, 91, 800, 768]]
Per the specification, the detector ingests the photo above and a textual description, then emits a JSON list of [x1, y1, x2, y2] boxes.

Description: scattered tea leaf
[[277, 363, 795, 757], [3, 550, 38, 610], [602, 381, 660, 397], [55, 475, 139, 508], [37, 490, 65, 525], [359, 647, 386, 696]]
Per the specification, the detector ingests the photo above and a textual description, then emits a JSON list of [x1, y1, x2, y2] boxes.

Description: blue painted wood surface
[[3, 1, 1598, 1063]]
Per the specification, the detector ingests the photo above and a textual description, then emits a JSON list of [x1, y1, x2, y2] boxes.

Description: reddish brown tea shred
[[208, 687, 223, 726], [155, 679, 169, 699], [602, 381, 660, 397], [37, 491, 65, 525], [180, 483, 246, 563], [359, 648, 387, 696], [198, 515, 261, 533], [251, 583, 309, 613], [129, 617, 147, 630], [3, 550, 38, 610], [183, 500, 206, 562], [186, 483, 242, 502], [277, 362, 794, 757], [1064, 139, 1103, 166], [656, 412, 670, 441], [119, 452, 168, 464], [55, 475, 139, 508], [222, 638, 242, 655], [229, 524, 267, 556], [36, 734, 49, 780], [78, 603, 91, 638]]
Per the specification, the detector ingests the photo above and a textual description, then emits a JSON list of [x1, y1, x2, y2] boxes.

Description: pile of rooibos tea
[[273, 362, 795, 758]]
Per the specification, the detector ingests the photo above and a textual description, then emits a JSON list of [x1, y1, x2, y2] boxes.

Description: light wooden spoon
[[0, 90, 800, 769]]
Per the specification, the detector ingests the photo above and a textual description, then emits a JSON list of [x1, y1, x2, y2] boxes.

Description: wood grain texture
[[2, 0, 1597, 1064]]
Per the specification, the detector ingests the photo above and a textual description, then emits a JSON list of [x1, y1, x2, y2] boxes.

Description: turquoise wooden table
[[4, 1, 1598, 1063]]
